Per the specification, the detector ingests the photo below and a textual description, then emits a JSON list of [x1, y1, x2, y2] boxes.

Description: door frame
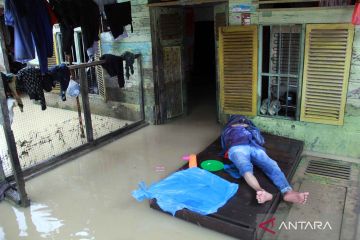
[[150, 6, 186, 124], [150, 1, 228, 124]]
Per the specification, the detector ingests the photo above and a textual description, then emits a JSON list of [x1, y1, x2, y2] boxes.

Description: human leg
[[229, 146, 273, 203], [250, 147, 309, 204], [250, 147, 292, 193]]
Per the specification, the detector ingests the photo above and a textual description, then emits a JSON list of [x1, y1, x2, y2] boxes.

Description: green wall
[[228, 1, 360, 159]]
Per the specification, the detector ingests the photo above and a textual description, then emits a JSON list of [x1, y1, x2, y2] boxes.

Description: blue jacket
[[221, 115, 265, 152]]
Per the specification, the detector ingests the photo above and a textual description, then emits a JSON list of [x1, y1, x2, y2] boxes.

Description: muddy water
[[0, 102, 236, 240]]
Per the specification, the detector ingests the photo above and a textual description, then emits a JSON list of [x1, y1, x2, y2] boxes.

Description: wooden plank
[[79, 68, 94, 143], [259, 8, 353, 25]]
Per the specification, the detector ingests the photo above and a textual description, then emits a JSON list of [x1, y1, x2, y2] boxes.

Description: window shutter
[[48, 42, 58, 68], [219, 25, 258, 116], [94, 40, 106, 100], [49, 37, 61, 94], [300, 24, 354, 125]]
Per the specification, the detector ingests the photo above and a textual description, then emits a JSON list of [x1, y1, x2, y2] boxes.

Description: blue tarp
[[132, 167, 238, 216]]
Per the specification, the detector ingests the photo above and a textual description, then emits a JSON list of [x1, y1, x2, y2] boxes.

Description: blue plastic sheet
[[132, 167, 238, 216]]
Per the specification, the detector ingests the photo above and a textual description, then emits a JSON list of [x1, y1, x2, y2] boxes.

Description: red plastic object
[[352, 3, 360, 25]]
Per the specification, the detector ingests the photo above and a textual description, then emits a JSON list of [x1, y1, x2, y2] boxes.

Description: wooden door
[[151, 7, 185, 124]]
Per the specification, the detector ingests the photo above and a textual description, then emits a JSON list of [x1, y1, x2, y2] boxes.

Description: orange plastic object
[[182, 154, 197, 168]]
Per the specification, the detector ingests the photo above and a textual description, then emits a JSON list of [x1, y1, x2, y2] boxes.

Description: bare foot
[[283, 191, 309, 204], [256, 190, 273, 204]]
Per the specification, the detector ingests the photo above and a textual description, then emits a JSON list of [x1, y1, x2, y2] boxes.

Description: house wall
[[101, 0, 155, 123], [227, 0, 360, 159]]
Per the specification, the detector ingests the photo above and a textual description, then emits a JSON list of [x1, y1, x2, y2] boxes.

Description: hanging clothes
[[44, 0, 58, 26], [49, 0, 100, 57], [49, 64, 70, 101], [122, 51, 135, 80], [1, 72, 24, 112], [4, 0, 54, 74], [4, 0, 35, 63], [100, 54, 124, 88], [16, 67, 47, 110], [104, 1, 133, 39]]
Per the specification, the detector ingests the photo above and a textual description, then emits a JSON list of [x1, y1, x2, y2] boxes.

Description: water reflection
[[30, 203, 64, 238], [70, 228, 95, 240], [12, 207, 28, 237], [10, 202, 64, 238], [0, 227, 5, 240]]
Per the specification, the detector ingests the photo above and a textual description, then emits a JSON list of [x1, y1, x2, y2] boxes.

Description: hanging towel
[[104, 1, 133, 39], [100, 54, 125, 88]]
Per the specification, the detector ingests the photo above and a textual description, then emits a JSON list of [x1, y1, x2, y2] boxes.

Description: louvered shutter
[[94, 40, 106, 100], [219, 25, 258, 116], [300, 24, 354, 125]]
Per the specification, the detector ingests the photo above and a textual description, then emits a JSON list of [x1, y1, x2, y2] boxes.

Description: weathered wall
[[101, 0, 155, 123], [227, 1, 360, 159]]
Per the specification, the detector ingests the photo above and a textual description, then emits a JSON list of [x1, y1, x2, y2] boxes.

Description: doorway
[[150, 2, 227, 124], [185, 6, 216, 113]]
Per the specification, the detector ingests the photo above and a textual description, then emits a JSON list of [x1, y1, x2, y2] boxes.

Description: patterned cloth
[[16, 67, 47, 110]]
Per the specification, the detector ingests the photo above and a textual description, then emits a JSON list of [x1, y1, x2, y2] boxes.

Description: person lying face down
[[221, 115, 309, 204]]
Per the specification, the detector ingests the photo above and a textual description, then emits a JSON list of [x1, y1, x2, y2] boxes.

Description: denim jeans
[[228, 145, 292, 194]]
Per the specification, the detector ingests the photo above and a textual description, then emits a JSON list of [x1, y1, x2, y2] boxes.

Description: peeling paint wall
[[101, 0, 155, 123], [227, 1, 360, 159]]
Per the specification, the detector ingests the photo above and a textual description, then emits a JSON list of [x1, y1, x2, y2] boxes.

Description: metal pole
[[0, 75, 29, 207], [79, 67, 94, 143]]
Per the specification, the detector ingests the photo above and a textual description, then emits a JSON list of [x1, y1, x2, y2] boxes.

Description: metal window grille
[[259, 25, 303, 119]]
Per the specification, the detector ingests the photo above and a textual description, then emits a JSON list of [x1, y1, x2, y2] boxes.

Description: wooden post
[[0, 74, 29, 207], [79, 67, 94, 143], [66, 54, 86, 138], [138, 55, 146, 121]]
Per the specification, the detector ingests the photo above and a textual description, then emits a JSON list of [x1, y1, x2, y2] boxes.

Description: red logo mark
[[259, 217, 276, 235]]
